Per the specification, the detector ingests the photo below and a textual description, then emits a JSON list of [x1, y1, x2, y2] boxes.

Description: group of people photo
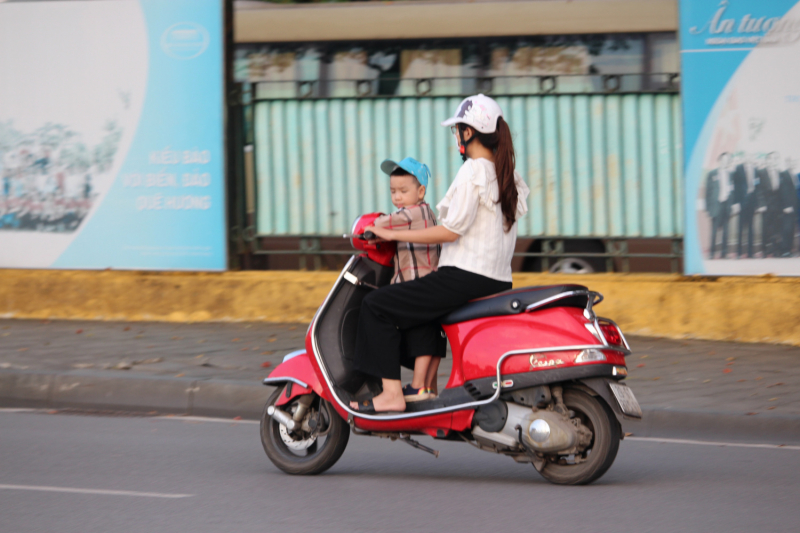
[[704, 150, 800, 260], [0, 119, 121, 234], [1, 146, 95, 233]]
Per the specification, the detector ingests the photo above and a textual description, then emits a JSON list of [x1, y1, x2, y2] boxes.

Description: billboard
[[681, 0, 800, 275], [0, 0, 225, 270]]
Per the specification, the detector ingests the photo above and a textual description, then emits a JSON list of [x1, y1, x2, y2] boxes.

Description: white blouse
[[436, 158, 530, 282]]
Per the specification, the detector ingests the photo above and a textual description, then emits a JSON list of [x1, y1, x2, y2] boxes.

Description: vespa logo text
[[529, 355, 564, 369]]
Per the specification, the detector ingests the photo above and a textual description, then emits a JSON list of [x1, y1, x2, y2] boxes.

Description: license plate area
[[609, 383, 642, 418]]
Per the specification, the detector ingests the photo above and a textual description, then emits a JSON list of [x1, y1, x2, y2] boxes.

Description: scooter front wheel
[[261, 387, 350, 475], [537, 388, 620, 485]]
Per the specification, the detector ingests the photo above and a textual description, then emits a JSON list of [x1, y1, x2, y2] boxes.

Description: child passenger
[[371, 157, 445, 402]]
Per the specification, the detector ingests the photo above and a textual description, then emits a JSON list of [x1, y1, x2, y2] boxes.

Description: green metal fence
[[252, 93, 683, 239]]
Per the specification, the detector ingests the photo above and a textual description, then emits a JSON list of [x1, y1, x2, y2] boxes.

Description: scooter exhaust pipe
[[267, 405, 299, 432]]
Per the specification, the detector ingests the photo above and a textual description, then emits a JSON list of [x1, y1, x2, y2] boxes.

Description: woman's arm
[[367, 224, 459, 244]]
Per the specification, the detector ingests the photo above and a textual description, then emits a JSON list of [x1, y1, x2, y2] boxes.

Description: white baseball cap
[[441, 94, 503, 134]]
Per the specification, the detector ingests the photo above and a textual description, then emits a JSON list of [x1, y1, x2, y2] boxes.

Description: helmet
[[441, 94, 503, 134]]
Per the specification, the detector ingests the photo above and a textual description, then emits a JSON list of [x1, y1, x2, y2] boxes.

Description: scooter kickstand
[[398, 433, 440, 458]]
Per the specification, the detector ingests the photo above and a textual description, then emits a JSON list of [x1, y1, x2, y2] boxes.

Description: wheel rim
[[269, 397, 332, 459], [548, 258, 595, 274]]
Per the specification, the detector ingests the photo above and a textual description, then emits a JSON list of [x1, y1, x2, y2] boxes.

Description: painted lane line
[[627, 437, 800, 451], [154, 415, 258, 425], [0, 484, 194, 498]]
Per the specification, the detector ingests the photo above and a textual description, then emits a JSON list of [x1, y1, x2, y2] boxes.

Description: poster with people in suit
[[682, 0, 800, 275]]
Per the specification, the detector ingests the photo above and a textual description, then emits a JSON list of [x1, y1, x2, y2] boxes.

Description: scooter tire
[[261, 387, 350, 476], [537, 388, 620, 485]]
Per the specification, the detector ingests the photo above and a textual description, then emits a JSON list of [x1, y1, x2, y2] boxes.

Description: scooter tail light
[[598, 321, 623, 347], [575, 349, 606, 363]]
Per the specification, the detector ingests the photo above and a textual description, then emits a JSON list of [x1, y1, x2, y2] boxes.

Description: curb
[[2, 369, 799, 443]]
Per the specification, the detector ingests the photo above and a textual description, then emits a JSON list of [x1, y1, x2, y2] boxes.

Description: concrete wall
[[235, 0, 679, 42], [2, 269, 799, 346]]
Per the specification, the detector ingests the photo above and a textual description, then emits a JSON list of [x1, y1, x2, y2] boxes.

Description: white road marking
[[154, 415, 258, 425], [627, 436, 800, 451], [0, 484, 193, 498]]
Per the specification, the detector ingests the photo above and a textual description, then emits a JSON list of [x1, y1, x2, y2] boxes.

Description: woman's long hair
[[458, 117, 518, 231]]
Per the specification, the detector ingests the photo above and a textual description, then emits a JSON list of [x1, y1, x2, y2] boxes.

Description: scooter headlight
[[575, 349, 606, 363]]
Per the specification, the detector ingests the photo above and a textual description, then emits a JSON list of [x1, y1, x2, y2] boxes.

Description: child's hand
[[366, 225, 393, 242]]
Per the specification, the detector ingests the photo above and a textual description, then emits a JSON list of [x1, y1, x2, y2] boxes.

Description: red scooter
[[260, 213, 642, 485]]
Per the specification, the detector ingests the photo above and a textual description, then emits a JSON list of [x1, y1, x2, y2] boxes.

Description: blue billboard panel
[[681, 0, 800, 275], [0, 0, 225, 270]]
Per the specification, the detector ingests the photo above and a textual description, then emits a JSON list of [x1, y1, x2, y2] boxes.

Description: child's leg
[[411, 355, 431, 389], [424, 357, 441, 395]]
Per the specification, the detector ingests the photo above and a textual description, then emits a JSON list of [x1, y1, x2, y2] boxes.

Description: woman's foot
[[349, 379, 406, 413], [402, 384, 431, 402]]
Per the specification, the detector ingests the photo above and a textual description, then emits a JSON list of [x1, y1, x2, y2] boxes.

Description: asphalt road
[[1, 410, 798, 533]]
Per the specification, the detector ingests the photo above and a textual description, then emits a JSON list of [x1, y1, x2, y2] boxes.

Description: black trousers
[[354, 266, 512, 380], [709, 201, 730, 259], [737, 196, 756, 258]]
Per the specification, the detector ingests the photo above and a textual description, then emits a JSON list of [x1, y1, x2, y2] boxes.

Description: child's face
[[390, 174, 425, 209]]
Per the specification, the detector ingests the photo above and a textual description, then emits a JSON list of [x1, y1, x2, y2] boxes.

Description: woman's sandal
[[350, 398, 406, 414]]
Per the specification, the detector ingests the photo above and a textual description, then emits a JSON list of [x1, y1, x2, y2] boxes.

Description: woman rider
[[351, 94, 530, 413]]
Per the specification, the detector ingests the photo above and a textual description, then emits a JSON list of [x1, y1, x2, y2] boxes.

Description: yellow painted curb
[[2, 269, 799, 346]]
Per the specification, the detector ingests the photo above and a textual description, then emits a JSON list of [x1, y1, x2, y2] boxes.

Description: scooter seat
[[440, 284, 589, 325]]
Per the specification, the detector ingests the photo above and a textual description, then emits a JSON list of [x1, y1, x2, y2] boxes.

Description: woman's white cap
[[441, 94, 503, 134]]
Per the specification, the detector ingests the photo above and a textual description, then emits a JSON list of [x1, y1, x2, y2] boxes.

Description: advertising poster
[[0, 0, 226, 270], [681, 0, 800, 275]]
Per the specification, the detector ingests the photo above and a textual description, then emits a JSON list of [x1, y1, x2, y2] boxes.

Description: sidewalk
[[1, 319, 799, 441]]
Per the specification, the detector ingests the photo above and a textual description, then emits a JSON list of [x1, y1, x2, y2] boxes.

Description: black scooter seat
[[440, 284, 589, 325]]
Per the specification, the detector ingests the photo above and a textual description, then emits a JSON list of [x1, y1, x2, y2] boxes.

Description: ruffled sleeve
[[436, 161, 482, 236]]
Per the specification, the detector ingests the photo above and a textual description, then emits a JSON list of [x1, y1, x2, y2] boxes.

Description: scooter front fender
[[263, 350, 325, 404]]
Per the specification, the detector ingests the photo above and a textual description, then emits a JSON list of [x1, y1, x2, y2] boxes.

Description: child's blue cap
[[380, 157, 430, 188]]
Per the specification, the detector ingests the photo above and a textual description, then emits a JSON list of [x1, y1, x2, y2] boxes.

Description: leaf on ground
[[768, 397, 778, 402], [636, 363, 645, 368], [768, 406, 776, 410], [755, 376, 764, 381], [746, 412, 758, 416], [261, 361, 272, 368], [233, 416, 242, 420], [124, 326, 131, 331], [251, 347, 259, 351], [726, 357, 735, 361], [723, 368, 732, 373], [171, 336, 183, 340], [703, 379, 711, 383], [767, 382, 785, 388], [737, 379, 747, 383], [195, 354, 205, 358], [72, 363, 94, 369], [288, 327, 297, 331], [175, 373, 185, 377], [18, 347, 28, 352], [726, 362, 734, 366], [269, 338, 276, 343], [240, 347, 249, 351], [708, 351, 715, 355], [652, 377, 660, 381], [76, 329, 83, 334], [640, 355, 648, 359], [232, 338, 240, 342], [198, 339, 206, 344], [1, 333, 9, 337], [262, 351, 274, 355]]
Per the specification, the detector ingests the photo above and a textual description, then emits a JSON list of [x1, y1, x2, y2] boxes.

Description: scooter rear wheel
[[261, 387, 350, 475], [537, 388, 620, 485]]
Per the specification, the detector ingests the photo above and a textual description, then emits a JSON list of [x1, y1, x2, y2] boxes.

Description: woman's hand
[[365, 225, 395, 242]]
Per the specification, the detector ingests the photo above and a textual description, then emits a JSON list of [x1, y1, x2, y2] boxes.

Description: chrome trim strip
[[263, 376, 309, 389], [282, 349, 306, 363]]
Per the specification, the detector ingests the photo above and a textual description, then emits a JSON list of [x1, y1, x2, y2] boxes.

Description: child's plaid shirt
[[373, 202, 440, 284]]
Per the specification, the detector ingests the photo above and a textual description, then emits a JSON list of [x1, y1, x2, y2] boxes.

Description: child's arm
[[372, 209, 416, 231]]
